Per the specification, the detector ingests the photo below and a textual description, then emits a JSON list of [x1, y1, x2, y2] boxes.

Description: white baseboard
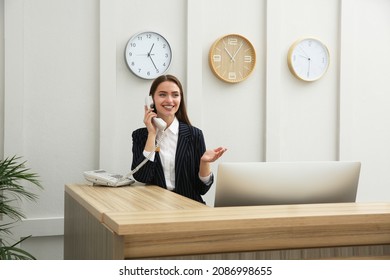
[[11, 217, 64, 238]]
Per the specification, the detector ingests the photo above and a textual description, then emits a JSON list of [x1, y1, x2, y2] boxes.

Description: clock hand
[[149, 54, 158, 71], [224, 48, 235, 61], [146, 43, 158, 71], [298, 45, 311, 77], [148, 43, 155, 55], [222, 39, 237, 62], [298, 45, 310, 58], [231, 42, 244, 61], [136, 44, 155, 57]]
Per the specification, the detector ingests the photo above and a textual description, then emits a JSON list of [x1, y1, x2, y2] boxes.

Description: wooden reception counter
[[64, 183, 390, 260]]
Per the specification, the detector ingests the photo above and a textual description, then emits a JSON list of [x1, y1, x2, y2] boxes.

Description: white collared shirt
[[157, 117, 179, 190], [143, 117, 211, 190]]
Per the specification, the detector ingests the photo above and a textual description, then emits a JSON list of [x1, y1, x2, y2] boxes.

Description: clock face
[[287, 38, 330, 82], [209, 34, 256, 83], [125, 31, 172, 79]]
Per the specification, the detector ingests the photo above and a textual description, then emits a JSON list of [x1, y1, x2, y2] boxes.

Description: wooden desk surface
[[65, 183, 207, 221], [104, 202, 390, 235], [65, 183, 390, 259]]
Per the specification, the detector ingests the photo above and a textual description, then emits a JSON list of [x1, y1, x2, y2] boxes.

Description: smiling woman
[[131, 75, 227, 204]]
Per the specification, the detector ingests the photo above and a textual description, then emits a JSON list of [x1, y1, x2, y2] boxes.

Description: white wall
[[1, 0, 390, 259]]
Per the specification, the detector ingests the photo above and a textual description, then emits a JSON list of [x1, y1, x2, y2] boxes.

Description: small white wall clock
[[125, 31, 172, 79], [287, 37, 330, 82]]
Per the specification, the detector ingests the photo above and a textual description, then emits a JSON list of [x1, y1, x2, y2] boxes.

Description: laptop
[[83, 169, 135, 187], [214, 161, 361, 207]]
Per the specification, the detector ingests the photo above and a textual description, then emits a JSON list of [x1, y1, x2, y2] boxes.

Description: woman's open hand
[[201, 147, 227, 163]]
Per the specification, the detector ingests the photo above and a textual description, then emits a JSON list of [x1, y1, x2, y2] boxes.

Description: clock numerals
[[125, 32, 172, 79], [228, 72, 237, 80], [213, 55, 221, 63], [227, 38, 238, 46], [244, 55, 252, 63]]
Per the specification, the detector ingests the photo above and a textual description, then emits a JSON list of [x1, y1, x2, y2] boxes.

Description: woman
[[131, 74, 227, 204]]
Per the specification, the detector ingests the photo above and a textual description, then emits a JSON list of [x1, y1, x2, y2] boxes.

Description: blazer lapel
[[175, 122, 192, 182]]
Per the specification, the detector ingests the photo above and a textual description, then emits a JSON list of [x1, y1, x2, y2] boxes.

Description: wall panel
[[3, 0, 99, 259], [275, 0, 340, 161], [339, 0, 390, 202]]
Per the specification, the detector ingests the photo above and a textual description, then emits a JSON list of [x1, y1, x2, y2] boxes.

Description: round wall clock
[[287, 37, 330, 82], [209, 34, 256, 83], [124, 31, 172, 80]]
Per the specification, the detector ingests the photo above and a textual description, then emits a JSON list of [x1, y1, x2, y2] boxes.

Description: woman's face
[[153, 81, 181, 121]]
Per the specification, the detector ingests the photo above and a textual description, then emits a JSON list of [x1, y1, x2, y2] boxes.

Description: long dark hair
[[149, 74, 192, 126]]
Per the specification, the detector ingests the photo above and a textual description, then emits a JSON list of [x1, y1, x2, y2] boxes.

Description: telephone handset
[[145, 96, 167, 131]]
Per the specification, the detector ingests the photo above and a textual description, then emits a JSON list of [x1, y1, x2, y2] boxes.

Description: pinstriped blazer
[[131, 122, 213, 204]]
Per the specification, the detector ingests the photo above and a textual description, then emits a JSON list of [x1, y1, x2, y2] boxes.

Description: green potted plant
[[0, 156, 43, 260]]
